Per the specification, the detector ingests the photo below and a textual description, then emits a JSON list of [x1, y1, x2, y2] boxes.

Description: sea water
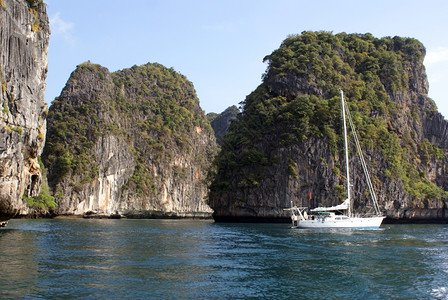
[[0, 219, 447, 299]]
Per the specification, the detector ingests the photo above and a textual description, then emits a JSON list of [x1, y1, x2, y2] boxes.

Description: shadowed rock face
[[209, 32, 448, 223], [0, 0, 50, 221], [43, 62, 217, 217], [208, 105, 240, 144]]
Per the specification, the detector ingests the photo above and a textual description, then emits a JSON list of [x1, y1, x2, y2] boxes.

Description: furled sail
[[310, 199, 349, 212]]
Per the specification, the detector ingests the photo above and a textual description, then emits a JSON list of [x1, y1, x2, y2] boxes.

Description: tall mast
[[341, 90, 351, 217]]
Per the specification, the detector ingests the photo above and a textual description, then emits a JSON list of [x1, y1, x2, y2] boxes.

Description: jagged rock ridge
[[43, 62, 217, 217], [207, 105, 239, 144], [0, 0, 50, 222], [209, 31, 448, 223]]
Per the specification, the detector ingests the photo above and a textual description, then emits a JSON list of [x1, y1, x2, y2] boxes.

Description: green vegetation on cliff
[[210, 31, 446, 207], [43, 62, 213, 196], [23, 157, 56, 211], [207, 105, 240, 144]]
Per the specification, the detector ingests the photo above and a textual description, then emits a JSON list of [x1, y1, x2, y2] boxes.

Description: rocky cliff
[[42, 62, 217, 217], [0, 0, 50, 222], [209, 31, 448, 223], [207, 105, 239, 144]]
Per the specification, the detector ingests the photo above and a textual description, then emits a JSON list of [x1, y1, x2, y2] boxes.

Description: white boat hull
[[294, 216, 385, 229]]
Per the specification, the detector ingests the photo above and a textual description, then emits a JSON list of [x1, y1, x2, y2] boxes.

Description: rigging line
[[346, 113, 379, 214], [344, 101, 381, 215], [341, 90, 351, 217], [345, 103, 381, 215], [345, 103, 380, 215]]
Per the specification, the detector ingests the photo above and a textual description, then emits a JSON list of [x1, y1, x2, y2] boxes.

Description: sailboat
[[286, 90, 385, 229]]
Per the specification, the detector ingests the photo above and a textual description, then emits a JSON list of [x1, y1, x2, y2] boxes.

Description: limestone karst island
[[1, 0, 448, 226]]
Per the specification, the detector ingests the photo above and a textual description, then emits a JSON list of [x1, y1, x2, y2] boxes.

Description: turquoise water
[[0, 219, 447, 299]]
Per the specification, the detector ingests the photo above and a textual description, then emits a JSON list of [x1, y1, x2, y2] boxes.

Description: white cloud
[[425, 47, 448, 65], [50, 12, 75, 45]]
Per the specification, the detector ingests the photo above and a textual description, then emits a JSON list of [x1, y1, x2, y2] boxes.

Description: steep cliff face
[[0, 0, 50, 221], [209, 32, 448, 222], [208, 105, 239, 144], [42, 62, 216, 217]]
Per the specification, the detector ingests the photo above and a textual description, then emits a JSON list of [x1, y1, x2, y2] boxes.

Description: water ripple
[[1, 220, 447, 299]]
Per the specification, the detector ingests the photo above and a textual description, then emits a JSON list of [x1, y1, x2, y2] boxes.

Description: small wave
[[431, 287, 448, 299]]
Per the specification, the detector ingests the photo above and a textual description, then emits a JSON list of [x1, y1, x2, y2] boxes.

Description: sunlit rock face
[[43, 62, 217, 218], [0, 0, 50, 221]]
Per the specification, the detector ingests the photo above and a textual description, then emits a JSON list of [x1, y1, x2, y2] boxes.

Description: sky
[[45, 0, 448, 117]]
